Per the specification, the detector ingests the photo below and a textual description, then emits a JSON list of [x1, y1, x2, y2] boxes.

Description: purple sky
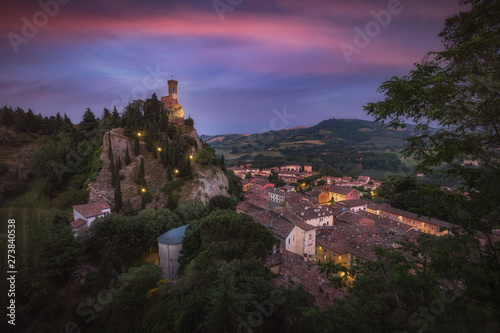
[[1, 0, 463, 135]]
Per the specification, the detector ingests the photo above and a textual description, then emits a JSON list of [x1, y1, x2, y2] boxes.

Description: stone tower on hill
[[161, 79, 184, 120]]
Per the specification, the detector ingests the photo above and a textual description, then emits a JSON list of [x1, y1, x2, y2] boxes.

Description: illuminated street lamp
[[141, 187, 147, 193], [137, 132, 142, 137], [157, 147, 162, 152], [174, 169, 179, 174], [189, 155, 193, 160]]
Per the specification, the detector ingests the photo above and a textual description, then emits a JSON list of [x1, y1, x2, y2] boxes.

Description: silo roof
[[157, 224, 188, 245]]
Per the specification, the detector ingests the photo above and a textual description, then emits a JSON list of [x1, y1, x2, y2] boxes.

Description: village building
[[278, 171, 299, 184], [289, 202, 338, 227], [335, 210, 375, 227], [236, 200, 266, 214], [336, 199, 369, 212], [358, 176, 370, 184], [267, 248, 345, 307], [249, 210, 316, 258], [71, 201, 111, 238], [303, 189, 323, 205], [282, 184, 296, 192], [327, 185, 361, 202], [267, 187, 286, 206], [281, 165, 301, 171], [367, 202, 456, 236]]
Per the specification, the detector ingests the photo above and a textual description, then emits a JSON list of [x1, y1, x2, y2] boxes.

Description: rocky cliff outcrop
[[88, 127, 229, 211]]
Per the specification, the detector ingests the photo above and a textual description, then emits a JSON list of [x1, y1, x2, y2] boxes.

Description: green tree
[[96, 264, 162, 333], [124, 145, 131, 166], [358, 0, 500, 331], [138, 157, 145, 180], [364, 0, 500, 233], [174, 201, 209, 224], [114, 173, 122, 212], [209, 195, 237, 211], [108, 132, 113, 162], [196, 143, 215, 166], [111, 106, 121, 127], [80, 108, 98, 133], [134, 135, 140, 156], [184, 116, 194, 127], [166, 165, 173, 181]]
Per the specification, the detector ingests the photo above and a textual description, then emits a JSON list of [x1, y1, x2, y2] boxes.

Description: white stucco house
[[71, 201, 111, 238]]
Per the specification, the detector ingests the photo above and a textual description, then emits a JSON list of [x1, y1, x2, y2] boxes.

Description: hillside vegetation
[[201, 118, 427, 178]]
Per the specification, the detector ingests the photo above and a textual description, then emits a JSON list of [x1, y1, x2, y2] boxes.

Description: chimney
[[279, 244, 284, 255], [273, 244, 277, 254]]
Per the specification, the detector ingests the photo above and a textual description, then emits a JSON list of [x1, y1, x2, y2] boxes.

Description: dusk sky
[[1, 0, 463, 135]]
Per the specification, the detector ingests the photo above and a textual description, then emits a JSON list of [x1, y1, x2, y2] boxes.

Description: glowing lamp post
[[141, 187, 147, 194]]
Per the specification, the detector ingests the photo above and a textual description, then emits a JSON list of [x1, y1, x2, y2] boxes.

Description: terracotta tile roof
[[336, 211, 374, 225], [358, 210, 422, 241], [297, 205, 337, 221], [248, 210, 296, 240], [265, 252, 283, 267], [336, 199, 369, 208], [329, 185, 356, 195], [348, 246, 378, 261], [272, 250, 345, 307], [358, 176, 370, 183], [379, 205, 456, 229], [71, 218, 86, 229], [294, 219, 317, 232], [267, 187, 286, 196], [367, 202, 391, 210], [73, 201, 111, 218], [236, 201, 266, 214], [275, 207, 303, 224]]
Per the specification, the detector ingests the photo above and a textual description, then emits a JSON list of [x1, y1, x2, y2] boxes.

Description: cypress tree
[[180, 154, 191, 178], [125, 146, 131, 166], [141, 195, 146, 210], [134, 135, 140, 156], [109, 136, 116, 186], [165, 143, 171, 166], [153, 146, 158, 159], [114, 174, 122, 212], [116, 156, 121, 171], [167, 165, 173, 181], [108, 132, 113, 162], [139, 157, 145, 180], [171, 149, 176, 168]]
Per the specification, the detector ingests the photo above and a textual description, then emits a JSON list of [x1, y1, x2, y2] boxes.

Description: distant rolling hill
[[200, 118, 423, 179]]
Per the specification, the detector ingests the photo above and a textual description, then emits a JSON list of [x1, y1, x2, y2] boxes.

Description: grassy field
[[278, 140, 326, 147], [0, 208, 68, 274]]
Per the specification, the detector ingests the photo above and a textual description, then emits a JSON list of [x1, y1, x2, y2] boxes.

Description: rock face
[[88, 127, 230, 211], [181, 166, 229, 204]]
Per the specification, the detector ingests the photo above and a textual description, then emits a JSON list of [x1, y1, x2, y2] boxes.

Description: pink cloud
[[1, 0, 459, 77]]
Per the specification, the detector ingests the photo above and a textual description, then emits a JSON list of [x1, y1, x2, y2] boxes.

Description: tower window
[[173, 87, 176, 93]]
